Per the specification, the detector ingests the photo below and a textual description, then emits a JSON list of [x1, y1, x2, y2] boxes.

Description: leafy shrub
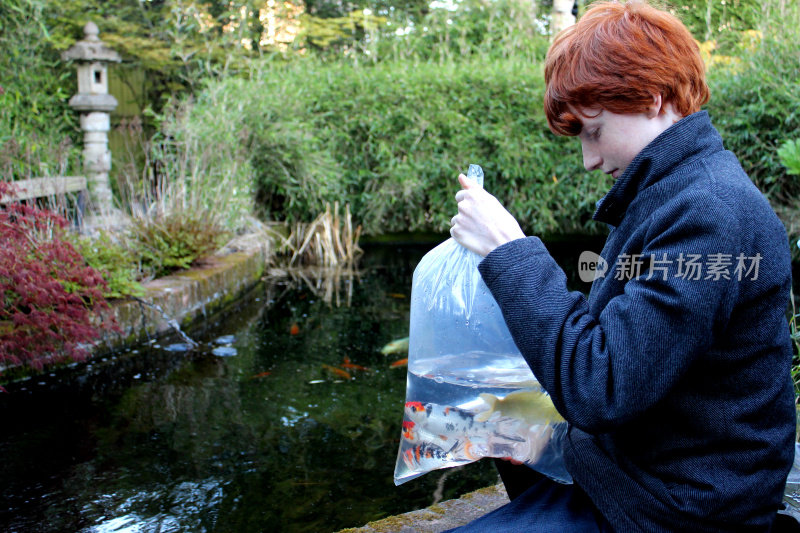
[[778, 139, 800, 176], [128, 207, 231, 279], [0, 182, 116, 380], [68, 231, 146, 299]]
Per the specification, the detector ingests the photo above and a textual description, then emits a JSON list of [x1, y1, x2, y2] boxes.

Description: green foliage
[[43, 1, 274, 106], [297, 10, 388, 53], [0, 0, 81, 181], [704, 1, 800, 204], [6, 0, 800, 246], [144, 94, 259, 231], [374, 0, 551, 63], [789, 292, 800, 402], [68, 231, 146, 299], [778, 139, 800, 176], [186, 55, 608, 237], [128, 208, 231, 279], [99, 0, 799, 243], [666, 0, 761, 44]]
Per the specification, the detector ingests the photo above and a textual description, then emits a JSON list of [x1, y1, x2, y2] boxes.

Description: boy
[[447, 1, 796, 531]]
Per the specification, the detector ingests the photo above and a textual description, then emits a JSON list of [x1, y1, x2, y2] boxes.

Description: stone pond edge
[[337, 484, 510, 533], [97, 239, 270, 354]]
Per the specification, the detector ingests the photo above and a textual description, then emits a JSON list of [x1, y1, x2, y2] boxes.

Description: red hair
[[544, 0, 710, 136]]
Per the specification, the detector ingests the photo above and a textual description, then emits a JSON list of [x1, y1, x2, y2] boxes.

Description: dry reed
[[285, 201, 362, 267], [265, 201, 363, 307]]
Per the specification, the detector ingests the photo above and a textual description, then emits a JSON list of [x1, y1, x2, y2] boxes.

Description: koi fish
[[341, 356, 369, 371], [403, 401, 491, 447], [388, 293, 406, 299], [290, 323, 300, 335], [322, 364, 352, 380], [402, 442, 456, 470], [380, 337, 409, 355], [250, 371, 272, 379], [389, 358, 408, 368], [475, 390, 565, 425], [402, 420, 416, 441], [400, 399, 556, 471]]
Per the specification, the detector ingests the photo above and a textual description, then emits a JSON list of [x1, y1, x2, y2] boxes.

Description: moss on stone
[[426, 503, 447, 515]]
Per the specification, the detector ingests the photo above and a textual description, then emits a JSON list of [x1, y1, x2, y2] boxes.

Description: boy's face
[[572, 106, 673, 179]]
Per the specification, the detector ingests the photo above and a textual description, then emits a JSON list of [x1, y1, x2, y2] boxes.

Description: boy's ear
[[647, 94, 663, 118]]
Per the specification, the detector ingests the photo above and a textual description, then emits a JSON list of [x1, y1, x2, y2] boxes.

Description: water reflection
[[0, 240, 599, 532]]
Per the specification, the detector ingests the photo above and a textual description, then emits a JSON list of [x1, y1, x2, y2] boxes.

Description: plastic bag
[[393, 164, 572, 486]]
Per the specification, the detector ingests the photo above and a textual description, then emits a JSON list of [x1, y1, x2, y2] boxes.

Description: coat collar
[[592, 111, 724, 226]]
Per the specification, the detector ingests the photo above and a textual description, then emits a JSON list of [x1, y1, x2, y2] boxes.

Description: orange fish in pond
[[388, 293, 406, 299], [251, 371, 271, 379], [290, 323, 300, 335], [322, 364, 352, 380], [341, 356, 369, 371], [390, 358, 408, 368]]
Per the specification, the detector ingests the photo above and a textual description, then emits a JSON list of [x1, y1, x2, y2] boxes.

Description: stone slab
[[342, 482, 800, 532], [338, 484, 509, 533]]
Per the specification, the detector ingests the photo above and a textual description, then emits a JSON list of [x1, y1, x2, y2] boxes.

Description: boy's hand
[[450, 173, 525, 257]]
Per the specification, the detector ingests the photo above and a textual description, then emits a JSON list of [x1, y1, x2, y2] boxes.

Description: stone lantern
[[551, 0, 577, 38], [61, 21, 121, 217]]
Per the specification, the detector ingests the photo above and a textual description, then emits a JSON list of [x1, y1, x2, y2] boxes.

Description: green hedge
[[705, 31, 800, 204], [180, 6, 799, 239], [188, 57, 611, 237], [0, 0, 81, 180]]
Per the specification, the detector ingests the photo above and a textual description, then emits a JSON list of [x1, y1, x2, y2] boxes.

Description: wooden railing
[[0, 176, 87, 203]]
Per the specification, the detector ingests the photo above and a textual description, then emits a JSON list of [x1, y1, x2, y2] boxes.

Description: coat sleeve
[[478, 194, 741, 433]]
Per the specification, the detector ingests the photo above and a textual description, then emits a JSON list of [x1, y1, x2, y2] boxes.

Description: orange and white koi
[[403, 401, 490, 446]]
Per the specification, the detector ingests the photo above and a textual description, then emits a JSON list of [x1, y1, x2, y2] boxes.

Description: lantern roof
[[61, 22, 121, 63]]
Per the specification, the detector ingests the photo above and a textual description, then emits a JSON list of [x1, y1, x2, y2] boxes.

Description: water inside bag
[[394, 351, 570, 485]]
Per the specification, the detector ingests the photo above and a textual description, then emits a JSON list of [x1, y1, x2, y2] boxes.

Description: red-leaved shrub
[[0, 181, 117, 383]]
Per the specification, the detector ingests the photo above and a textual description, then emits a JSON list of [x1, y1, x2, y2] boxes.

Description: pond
[[0, 239, 599, 532]]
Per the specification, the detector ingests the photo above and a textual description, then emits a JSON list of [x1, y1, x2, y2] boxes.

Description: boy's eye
[[589, 128, 600, 140]]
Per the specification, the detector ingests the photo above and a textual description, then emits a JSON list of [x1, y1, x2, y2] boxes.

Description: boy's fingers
[[458, 173, 480, 190]]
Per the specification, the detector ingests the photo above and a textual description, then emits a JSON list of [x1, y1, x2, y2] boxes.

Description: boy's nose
[[582, 145, 602, 172]]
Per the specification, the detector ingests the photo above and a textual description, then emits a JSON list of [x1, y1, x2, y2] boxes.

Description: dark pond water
[[0, 239, 599, 533]]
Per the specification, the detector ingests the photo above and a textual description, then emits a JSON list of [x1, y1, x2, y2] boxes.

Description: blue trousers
[[444, 463, 612, 533]]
